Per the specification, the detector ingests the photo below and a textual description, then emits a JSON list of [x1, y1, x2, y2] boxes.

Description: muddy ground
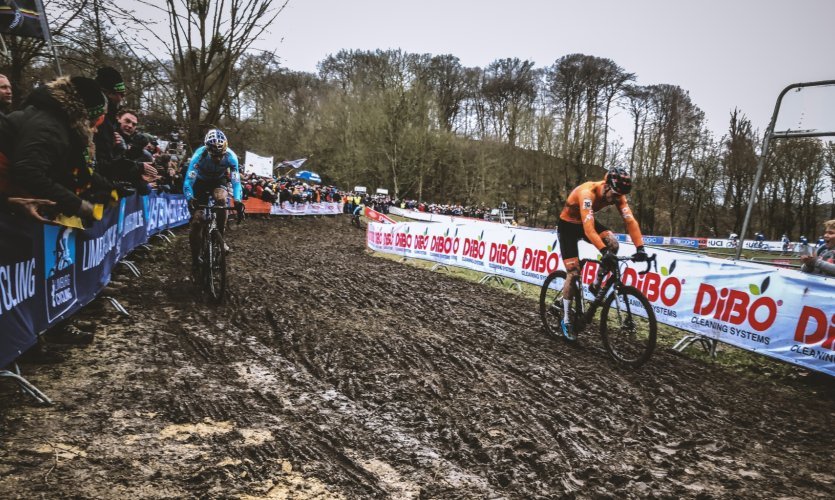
[[1, 216, 834, 499]]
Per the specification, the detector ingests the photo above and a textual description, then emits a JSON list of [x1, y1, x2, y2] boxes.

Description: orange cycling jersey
[[559, 180, 644, 251]]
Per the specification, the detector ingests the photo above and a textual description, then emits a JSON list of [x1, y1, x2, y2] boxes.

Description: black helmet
[[605, 167, 632, 195]]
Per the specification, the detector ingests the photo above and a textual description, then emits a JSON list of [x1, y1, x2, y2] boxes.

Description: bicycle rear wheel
[[539, 270, 574, 341], [599, 285, 656, 367], [206, 229, 227, 302]]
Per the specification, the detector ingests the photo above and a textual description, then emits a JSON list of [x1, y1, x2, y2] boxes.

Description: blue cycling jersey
[[183, 145, 242, 202]]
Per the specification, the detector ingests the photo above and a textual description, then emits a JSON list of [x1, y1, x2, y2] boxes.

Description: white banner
[[245, 151, 274, 178], [270, 202, 342, 216], [367, 221, 835, 377], [391, 209, 807, 254]]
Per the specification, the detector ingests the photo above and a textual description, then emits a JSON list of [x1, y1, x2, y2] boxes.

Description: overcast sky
[[250, 0, 835, 142]]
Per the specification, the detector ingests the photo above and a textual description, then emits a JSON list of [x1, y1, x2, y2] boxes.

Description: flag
[[0, 0, 49, 39], [279, 158, 307, 169]]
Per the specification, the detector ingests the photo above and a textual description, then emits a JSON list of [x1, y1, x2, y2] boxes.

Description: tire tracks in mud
[[2, 216, 834, 499]]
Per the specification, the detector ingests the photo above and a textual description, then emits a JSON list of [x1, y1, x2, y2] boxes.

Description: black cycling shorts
[[191, 177, 228, 206], [557, 217, 610, 261]]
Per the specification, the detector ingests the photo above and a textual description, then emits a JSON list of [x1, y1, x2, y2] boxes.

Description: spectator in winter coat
[[0, 76, 113, 218]]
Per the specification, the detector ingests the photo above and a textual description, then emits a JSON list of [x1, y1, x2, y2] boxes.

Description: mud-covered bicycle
[[539, 253, 658, 367], [194, 203, 237, 302]]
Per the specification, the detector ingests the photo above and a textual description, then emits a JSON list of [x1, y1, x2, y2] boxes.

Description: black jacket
[[94, 103, 142, 183], [1, 77, 112, 215]]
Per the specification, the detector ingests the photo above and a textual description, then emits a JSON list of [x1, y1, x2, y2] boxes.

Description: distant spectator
[[93, 66, 126, 176], [797, 235, 810, 256], [0, 73, 12, 114], [800, 220, 835, 277], [781, 234, 790, 252], [154, 154, 183, 193]]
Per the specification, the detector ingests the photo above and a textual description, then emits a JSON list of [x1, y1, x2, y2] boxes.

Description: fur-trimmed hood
[[24, 76, 95, 147]]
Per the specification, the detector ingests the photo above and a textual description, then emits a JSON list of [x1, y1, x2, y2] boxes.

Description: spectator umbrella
[[296, 170, 322, 183]]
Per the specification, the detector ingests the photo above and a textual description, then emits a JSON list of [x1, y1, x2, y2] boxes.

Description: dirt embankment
[[1, 216, 833, 499]]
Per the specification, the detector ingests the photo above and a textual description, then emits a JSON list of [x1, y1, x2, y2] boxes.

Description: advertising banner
[[270, 202, 343, 216], [367, 221, 835, 376], [0, 192, 188, 368], [244, 151, 274, 178], [364, 207, 395, 224]]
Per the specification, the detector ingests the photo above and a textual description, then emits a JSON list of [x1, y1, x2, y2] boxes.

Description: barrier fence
[[390, 208, 813, 253], [367, 220, 835, 377], [242, 198, 343, 216], [0, 192, 189, 368]]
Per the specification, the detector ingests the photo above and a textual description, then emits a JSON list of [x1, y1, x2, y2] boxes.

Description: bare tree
[[722, 109, 759, 231], [158, 0, 286, 143]]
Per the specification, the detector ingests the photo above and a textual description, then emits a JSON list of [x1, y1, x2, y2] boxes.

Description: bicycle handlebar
[[617, 253, 657, 275]]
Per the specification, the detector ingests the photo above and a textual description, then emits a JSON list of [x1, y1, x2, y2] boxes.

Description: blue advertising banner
[[643, 235, 666, 245], [0, 192, 188, 368], [670, 237, 700, 248]]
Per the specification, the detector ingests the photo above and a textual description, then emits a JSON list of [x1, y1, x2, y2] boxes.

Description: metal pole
[[735, 80, 835, 260], [0, 34, 9, 60], [33, 0, 61, 76]]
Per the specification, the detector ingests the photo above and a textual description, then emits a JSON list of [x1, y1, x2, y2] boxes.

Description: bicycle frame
[[571, 255, 656, 332]]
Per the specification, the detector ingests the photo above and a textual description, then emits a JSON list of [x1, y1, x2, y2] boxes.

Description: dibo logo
[[462, 238, 486, 259], [794, 306, 835, 350], [622, 259, 682, 307], [521, 243, 560, 274], [693, 277, 780, 331]]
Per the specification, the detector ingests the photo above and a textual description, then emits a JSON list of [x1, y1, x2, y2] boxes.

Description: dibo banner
[[0, 192, 188, 368], [367, 221, 835, 377]]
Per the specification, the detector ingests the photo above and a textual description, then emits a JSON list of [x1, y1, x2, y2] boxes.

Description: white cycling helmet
[[204, 129, 228, 156]]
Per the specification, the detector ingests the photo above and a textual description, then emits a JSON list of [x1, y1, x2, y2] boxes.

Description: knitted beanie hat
[[95, 66, 126, 93], [70, 76, 106, 118]]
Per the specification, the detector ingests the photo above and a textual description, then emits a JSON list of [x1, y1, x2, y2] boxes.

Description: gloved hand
[[600, 248, 618, 270], [633, 245, 648, 262], [235, 201, 245, 223], [187, 198, 198, 213]]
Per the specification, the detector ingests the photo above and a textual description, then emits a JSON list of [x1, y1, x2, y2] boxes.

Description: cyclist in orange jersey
[[556, 166, 647, 339]]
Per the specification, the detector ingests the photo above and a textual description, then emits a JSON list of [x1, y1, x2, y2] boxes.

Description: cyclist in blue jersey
[[183, 129, 244, 273], [351, 201, 364, 227]]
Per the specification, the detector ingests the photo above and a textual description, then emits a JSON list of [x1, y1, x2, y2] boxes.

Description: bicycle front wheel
[[540, 270, 569, 340], [600, 285, 656, 367], [206, 230, 227, 302]]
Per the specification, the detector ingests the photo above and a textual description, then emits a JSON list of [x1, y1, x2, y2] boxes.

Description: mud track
[[1, 216, 834, 498]]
